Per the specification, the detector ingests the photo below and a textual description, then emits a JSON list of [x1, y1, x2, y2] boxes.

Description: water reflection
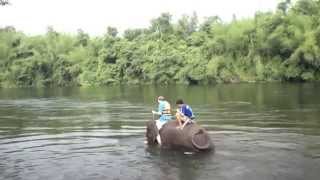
[[145, 146, 214, 180], [0, 83, 320, 180]]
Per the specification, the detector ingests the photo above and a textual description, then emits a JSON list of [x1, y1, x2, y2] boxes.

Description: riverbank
[[1, 0, 320, 88]]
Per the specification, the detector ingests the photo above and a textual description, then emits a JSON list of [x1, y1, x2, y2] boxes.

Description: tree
[[0, 0, 9, 6], [107, 26, 118, 37], [277, 0, 291, 14], [76, 29, 89, 47], [1, 0, 320, 87], [150, 13, 173, 39], [176, 12, 198, 39], [123, 29, 143, 41]]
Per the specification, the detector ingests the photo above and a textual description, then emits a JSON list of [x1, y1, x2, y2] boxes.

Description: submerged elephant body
[[146, 120, 213, 152]]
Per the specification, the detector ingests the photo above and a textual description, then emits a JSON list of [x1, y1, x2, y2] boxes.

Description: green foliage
[[1, 0, 320, 87]]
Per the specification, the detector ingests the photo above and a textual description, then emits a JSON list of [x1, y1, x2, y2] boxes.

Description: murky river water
[[0, 83, 320, 180]]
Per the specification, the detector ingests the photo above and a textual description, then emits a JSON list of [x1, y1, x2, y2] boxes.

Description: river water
[[0, 83, 320, 180]]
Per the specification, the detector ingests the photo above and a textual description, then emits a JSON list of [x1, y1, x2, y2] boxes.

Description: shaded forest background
[[1, 0, 320, 87]]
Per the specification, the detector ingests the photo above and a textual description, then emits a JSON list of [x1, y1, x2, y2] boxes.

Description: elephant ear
[[191, 129, 210, 150]]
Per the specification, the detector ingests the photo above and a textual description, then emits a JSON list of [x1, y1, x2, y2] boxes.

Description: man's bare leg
[[156, 134, 161, 145], [175, 113, 183, 129]]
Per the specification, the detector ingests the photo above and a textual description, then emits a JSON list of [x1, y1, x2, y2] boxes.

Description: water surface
[[0, 83, 320, 180]]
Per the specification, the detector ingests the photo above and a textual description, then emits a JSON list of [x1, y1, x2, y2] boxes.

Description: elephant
[[146, 119, 214, 152]]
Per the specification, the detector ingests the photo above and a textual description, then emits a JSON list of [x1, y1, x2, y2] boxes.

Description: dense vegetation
[[1, 0, 320, 87]]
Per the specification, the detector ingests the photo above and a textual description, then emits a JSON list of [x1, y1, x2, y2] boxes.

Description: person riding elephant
[[148, 97, 213, 151], [152, 96, 172, 144], [175, 99, 195, 129]]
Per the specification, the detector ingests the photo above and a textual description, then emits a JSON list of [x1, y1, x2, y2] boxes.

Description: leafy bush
[[0, 0, 320, 87]]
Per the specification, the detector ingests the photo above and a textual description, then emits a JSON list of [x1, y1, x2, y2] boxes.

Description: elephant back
[[160, 121, 213, 151]]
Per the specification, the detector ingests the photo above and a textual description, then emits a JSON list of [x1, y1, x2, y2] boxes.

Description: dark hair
[[176, 99, 184, 105]]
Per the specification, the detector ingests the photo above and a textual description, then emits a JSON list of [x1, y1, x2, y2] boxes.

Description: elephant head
[[146, 119, 159, 145]]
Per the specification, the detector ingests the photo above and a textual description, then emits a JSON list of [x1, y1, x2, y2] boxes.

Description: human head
[[157, 96, 165, 103], [176, 99, 184, 108]]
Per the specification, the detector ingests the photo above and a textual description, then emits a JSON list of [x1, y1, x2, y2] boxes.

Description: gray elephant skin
[[146, 120, 214, 152]]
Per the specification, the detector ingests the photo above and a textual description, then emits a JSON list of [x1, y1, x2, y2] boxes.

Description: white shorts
[[156, 120, 166, 130]]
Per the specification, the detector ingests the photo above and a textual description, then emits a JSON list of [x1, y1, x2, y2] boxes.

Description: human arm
[[152, 102, 163, 115], [152, 110, 161, 115]]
